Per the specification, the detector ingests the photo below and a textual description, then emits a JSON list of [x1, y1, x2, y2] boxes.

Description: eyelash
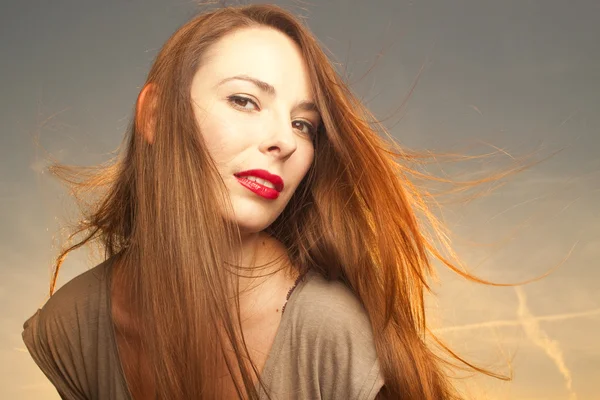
[[227, 95, 317, 137]]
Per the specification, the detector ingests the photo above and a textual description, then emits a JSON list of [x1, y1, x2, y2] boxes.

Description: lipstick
[[234, 169, 284, 200]]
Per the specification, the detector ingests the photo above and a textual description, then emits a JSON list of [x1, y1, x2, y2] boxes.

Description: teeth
[[244, 176, 275, 189]]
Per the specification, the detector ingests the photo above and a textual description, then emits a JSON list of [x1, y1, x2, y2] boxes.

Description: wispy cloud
[[434, 307, 600, 333], [515, 287, 577, 400], [435, 293, 600, 399]]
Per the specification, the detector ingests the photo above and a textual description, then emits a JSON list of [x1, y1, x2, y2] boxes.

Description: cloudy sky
[[1, 0, 598, 399]]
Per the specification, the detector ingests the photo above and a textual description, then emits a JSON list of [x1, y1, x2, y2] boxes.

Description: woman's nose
[[260, 115, 298, 158]]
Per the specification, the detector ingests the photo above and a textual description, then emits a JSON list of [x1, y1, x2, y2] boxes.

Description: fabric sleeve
[[22, 304, 90, 399], [357, 358, 385, 400], [314, 301, 385, 400]]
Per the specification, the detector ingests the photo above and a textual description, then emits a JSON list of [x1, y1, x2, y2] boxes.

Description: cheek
[[198, 116, 243, 164], [292, 145, 315, 184], [303, 142, 316, 169]]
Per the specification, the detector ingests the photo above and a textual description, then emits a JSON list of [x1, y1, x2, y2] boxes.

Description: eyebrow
[[217, 74, 320, 114]]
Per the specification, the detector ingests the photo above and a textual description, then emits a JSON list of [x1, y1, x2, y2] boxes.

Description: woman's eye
[[292, 120, 316, 137], [227, 95, 259, 111]]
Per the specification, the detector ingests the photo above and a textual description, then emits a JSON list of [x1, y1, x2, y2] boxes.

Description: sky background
[[1, 0, 598, 399]]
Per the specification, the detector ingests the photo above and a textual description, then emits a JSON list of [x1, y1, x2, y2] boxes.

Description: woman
[[23, 4, 507, 400]]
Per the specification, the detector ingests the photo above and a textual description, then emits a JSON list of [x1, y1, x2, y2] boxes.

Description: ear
[[135, 83, 158, 144]]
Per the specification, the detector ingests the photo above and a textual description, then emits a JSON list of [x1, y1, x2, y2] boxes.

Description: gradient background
[[2, 0, 599, 399]]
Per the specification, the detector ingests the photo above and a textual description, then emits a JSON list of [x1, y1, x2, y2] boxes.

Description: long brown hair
[[47, 4, 521, 399]]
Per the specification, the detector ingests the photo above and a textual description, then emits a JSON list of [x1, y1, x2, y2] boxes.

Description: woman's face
[[191, 27, 319, 234]]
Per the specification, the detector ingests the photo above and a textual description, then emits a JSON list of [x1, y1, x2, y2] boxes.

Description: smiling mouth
[[235, 175, 280, 200], [233, 169, 284, 192]]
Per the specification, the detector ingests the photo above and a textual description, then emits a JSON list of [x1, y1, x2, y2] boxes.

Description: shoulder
[[22, 257, 114, 399], [25, 258, 111, 334], [284, 271, 385, 399], [295, 271, 376, 342]]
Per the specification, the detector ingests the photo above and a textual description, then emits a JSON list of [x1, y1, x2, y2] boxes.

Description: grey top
[[23, 257, 384, 399]]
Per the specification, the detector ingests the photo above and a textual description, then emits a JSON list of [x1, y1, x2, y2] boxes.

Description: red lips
[[233, 169, 284, 192]]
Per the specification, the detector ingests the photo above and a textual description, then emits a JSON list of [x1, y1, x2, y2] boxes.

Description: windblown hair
[[47, 3, 517, 399]]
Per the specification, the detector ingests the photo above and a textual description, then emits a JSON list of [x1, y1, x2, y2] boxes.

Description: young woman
[[23, 4, 507, 400]]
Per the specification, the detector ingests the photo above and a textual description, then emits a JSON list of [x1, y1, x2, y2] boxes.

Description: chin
[[235, 218, 275, 234], [224, 209, 275, 234], [228, 199, 284, 230]]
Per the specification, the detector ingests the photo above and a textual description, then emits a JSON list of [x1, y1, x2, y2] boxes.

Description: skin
[[138, 26, 319, 285], [191, 27, 321, 391], [190, 26, 319, 291], [191, 27, 318, 234], [126, 27, 322, 396]]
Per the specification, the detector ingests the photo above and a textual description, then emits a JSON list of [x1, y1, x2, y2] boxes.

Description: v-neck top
[[22, 257, 384, 399]]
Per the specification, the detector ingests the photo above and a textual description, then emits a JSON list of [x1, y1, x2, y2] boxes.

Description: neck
[[228, 231, 294, 295]]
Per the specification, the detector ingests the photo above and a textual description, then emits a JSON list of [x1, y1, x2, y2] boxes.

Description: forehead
[[197, 27, 314, 100]]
